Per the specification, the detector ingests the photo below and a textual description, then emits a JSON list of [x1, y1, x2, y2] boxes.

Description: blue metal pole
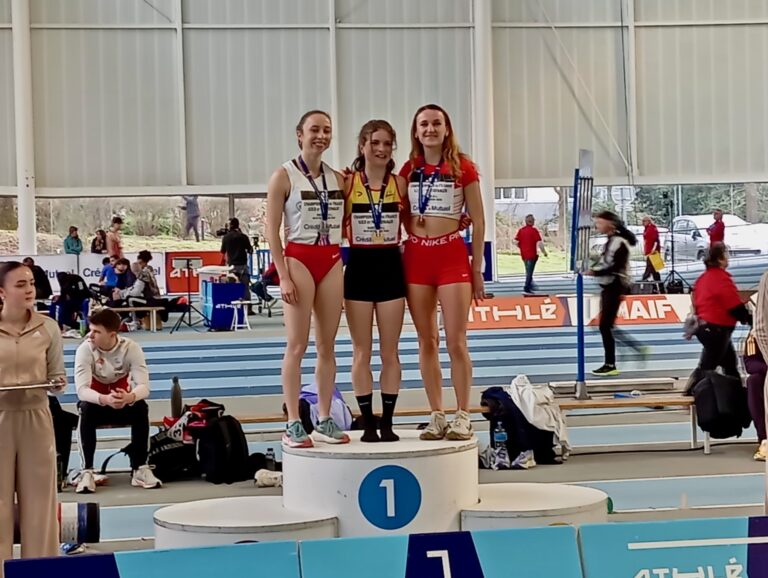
[[576, 271, 585, 385]]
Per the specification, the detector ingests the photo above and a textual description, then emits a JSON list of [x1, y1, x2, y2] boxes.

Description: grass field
[[495, 250, 569, 276]]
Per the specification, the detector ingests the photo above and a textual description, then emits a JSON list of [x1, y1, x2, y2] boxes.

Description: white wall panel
[[336, 0, 470, 25], [493, 27, 629, 181], [31, 0, 175, 25], [0, 31, 14, 186], [636, 0, 768, 23], [32, 30, 180, 187], [636, 25, 768, 179], [184, 29, 331, 185], [183, 0, 328, 26], [492, 0, 620, 24], [0, 0, 9, 23], [336, 29, 472, 168]]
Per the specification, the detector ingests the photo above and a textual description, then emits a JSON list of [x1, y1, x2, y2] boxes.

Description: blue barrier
[[300, 526, 582, 578], [4, 541, 301, 578], [580, 516, 768, 578], [8, 517, 768, 578]]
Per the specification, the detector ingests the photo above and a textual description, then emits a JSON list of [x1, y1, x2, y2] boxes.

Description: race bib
[[299, 197, 344, 244], [350, 212, 400, 245], [408, 180, 456, 217]]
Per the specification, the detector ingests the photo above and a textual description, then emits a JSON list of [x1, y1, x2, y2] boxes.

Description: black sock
[[380, 393, 399, 442], [356, 394, 379, 442]]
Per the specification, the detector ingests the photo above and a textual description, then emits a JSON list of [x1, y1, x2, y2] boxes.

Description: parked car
[[663, 214, 768, 262]]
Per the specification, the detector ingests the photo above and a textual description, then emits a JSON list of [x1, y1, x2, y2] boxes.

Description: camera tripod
[[662, 195, 691, 294]]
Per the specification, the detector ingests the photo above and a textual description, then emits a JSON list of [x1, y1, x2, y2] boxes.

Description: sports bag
[[193, 415, 250, 484], [692, 371, 751, 439]]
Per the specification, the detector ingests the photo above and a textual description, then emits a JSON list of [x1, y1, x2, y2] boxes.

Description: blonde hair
[[408, 104, 473, 180]]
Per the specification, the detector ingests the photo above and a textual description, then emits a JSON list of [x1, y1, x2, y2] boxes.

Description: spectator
[[91, 257, 118, 297], [753, 269, 768, 457], [51, 272, 90, 330], [114, 258, 135, 290], [74, 308, 161, 493], [686, 243, 752, 392], [180, 196, 201, 242], [514, 214, 547, 295], [91, 229, 108, 254], [221, 218, 254, 314], [64, 226, 83, 255], [106, 217, 124, 259], [707, 208, 725, 247], [743, 330, 766, 461], [640, 216, 662, 286], [118, 250, 160, 303], [21, 257, 53, 301]]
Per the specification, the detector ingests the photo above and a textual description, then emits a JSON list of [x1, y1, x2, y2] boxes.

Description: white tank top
[[282, 159, 344, 245]]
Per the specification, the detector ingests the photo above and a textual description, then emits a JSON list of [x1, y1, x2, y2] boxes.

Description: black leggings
[[78, 400, 150, 471], [685, 324, 739, 395], [600, 281, 641, 366]]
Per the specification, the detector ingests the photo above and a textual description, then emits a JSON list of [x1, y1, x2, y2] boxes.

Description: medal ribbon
[[417, 161, 442, 218], [360, 169, 390, 232]]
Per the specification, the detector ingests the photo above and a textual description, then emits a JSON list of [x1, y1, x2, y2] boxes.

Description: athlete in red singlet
[[266, 110, 350, 449], [399, 104, 486, 441]]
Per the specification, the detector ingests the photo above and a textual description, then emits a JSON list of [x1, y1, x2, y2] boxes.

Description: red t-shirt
[[643, 223, 660, 256], [708, 220, 725, 245], [693, 267, 743, 327], [515, 225, 542, 261]]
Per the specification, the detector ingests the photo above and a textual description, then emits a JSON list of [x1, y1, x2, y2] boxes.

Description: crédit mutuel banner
[[467, 294, 691, 330]]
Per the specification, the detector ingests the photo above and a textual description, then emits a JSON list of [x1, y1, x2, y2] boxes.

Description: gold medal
[[372, 230, 384, 244]]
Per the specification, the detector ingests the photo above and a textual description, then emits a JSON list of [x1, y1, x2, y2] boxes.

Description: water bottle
[[492, 422, 510, 470], [265, 448, 276, 471], [78, 316, 87, 338]]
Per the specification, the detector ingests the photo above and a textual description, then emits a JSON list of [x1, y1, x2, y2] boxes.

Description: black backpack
[[194, 415, 251, 484], [692, 372, 752, 439], [100, 429, 201, 482], [147, 429, 201, 481]]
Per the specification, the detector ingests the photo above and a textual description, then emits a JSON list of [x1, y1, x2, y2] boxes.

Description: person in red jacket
[[707, 209, 725, 247], [515, 214, 548, 295], [640, 216, 661, 284], [686, 243, 752, 393]]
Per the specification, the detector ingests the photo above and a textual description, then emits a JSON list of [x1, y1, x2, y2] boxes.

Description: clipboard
[[0, 383, 61, 392]]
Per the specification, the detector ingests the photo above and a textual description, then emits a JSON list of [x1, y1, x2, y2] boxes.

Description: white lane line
[[629, 536, 768, 550]]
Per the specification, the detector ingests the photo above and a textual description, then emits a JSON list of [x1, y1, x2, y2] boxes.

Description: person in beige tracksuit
[[0, 262, 66, 577]]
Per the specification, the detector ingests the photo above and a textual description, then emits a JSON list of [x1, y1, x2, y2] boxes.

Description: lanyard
[[360, 170, 390, 231], [296, 156, 330, 222], [417, 162, 442, 217]]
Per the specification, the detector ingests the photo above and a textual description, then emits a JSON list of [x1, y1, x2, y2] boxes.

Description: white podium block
[[153, 496, 337, 549], [461, 482, 608, 530], [283, 430, 479, 537]]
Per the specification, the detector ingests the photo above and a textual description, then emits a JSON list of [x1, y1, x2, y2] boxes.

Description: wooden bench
[[108, 306, 165, 332], [153, 395, 709, 453]]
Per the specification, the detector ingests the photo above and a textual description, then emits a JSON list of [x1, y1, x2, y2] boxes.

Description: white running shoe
[[419, 411, 448, 440], [512, 450, 537, 470], [754, 440, 768, 462], [75, 469, 96, 494], [131, 465, 162, 489], [445, 410, 473, 441], [254, 469, 283, 488]]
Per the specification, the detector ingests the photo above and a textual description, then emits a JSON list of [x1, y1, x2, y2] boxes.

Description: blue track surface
[[58, 324, 741, 403]]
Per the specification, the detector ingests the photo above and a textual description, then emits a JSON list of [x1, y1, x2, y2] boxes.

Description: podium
[[153, 430, 608, 548]]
